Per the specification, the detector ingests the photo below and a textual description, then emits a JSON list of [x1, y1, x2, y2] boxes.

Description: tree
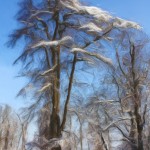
[[72, 30, 150, 150], [8, 0, 141, 149], [0, 105, 26, 150], [105, 30, 150, 150]]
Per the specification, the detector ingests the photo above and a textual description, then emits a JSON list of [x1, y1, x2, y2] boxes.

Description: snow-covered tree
[[8, 0, 141, 149]]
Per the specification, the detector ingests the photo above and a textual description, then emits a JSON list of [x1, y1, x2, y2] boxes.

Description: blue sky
[[0, 0, 25, 110], [0, 0, 150, 111]]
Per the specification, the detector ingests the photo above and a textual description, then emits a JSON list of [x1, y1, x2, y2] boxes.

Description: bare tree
[[73, 30, 150, 150], [0, 105, 25, 150], [108, 31, 150, 150]]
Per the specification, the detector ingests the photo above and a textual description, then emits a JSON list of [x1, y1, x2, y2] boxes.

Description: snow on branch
[[79, 22, 102, 34], [60, 0, 112, 22], [71, 48, 113, 67], [84, 6, 113, 22], [38, 83, 52, 92], [41, 64, 57, 76], [31, 36, 73, 49], [60, 0, 141, 30], [113, 17, 141, 29]]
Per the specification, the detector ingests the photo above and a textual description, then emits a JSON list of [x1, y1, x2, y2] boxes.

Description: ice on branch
[[31, 36, 73, 48], [71, 48, 113, 66]]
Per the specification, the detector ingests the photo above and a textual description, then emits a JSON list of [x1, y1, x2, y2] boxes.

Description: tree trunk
[[135, 108, 144, 150], [3, 124, 10, 150], [49, 30, 61, 149]]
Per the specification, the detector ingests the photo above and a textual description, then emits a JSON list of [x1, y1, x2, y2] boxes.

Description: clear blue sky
[[0, 0, 150, 111]]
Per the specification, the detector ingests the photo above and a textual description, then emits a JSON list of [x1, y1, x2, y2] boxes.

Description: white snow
[[71, 48, 113, 66], [31, 36, 73, 48]]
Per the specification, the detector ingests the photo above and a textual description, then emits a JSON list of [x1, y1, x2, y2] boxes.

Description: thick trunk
[[50, 9, 61, 138], [135, 108, 143, 150], [50, 112, 61, 138], [129, 113, 136, 139], [129, 112, 144, 150], [49, 19, 61, 148], [3, 124, 10, 150], [130, 44, 143, 150], [49, 47, 61, 149]]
